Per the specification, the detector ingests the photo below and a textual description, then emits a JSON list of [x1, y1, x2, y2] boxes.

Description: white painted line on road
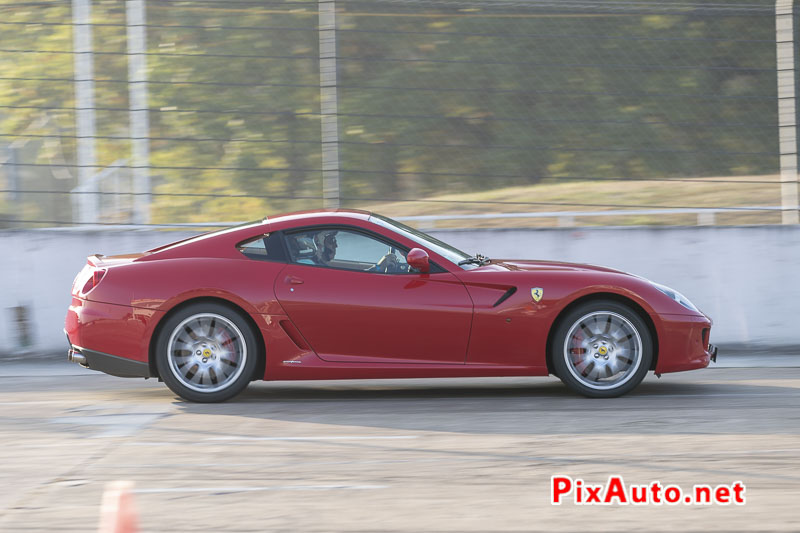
[[119, 449, 800, 468], [133, 484, 387, 494], [630, 448, 800, 457], [25, 443, 95, 448], [639, 392, 800, 398], [123, 435, 419, 446], [96, 457, 469, 469], [124, 442, 200, 446], [204, 435, 420, 442], [0, 401, 70, 406]]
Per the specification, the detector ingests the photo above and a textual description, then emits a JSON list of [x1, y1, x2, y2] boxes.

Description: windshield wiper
[[458, 253, 491, 266]]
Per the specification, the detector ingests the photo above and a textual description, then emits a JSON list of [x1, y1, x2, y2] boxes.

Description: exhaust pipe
[[68, 347, 88, 366]]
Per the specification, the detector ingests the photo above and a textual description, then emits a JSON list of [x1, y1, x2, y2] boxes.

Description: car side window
[[236, 233, 286, 262], [285, 228, 412, 274]]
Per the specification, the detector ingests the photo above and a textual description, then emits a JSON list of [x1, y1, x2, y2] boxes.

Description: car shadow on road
[[232, 373, 796, 401], [161, 373, 800, 436]]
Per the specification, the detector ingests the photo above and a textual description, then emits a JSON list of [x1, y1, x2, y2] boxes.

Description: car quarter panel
[[86, 257, 288, 317], [70, 257, 291, 365]]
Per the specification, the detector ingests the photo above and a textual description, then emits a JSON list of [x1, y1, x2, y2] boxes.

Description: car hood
[[486, 259, 628, 275]]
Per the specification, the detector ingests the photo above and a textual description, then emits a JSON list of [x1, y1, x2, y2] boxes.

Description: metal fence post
[[5, 143, 21, 226], [127, 0, 151, 224], [319, 0, 340, 209], [72, 0, 98, 224], [777, 0, 800, 224]]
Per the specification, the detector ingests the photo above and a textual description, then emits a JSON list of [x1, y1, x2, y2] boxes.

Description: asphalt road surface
[[0, 356, 798, 532]]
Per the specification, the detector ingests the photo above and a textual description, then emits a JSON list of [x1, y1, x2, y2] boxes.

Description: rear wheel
[[155, 303, 258, 402], [552, 300, 653, 398]]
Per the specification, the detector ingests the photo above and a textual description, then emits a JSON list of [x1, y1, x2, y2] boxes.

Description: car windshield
[[368, 213, 477, 269]]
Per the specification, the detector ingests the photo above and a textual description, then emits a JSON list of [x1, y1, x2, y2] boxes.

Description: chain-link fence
[[0, 0, 796, 228]]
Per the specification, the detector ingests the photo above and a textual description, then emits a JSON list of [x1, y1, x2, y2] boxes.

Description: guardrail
[[394, 206, 797, 228], [22, 205, 798, 230]]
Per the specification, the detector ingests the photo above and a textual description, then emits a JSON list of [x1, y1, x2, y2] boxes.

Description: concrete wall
[[0, 229, 197, 357], [1, 226, 798, 356]]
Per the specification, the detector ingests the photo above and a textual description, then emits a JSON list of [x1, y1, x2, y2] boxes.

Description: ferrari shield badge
[[531, 288, 544, 302]]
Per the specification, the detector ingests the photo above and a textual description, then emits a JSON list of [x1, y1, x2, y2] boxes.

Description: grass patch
[[357, 176, 786, 228]]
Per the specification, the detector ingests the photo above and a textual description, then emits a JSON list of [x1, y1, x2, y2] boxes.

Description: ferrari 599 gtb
[[65, 210, 716, 402]]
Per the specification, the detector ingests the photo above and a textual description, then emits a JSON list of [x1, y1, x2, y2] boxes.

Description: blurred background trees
[[0, 0, 782, 227]]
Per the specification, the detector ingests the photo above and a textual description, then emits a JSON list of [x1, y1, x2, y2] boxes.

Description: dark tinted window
[[236, 233, 286, 262]]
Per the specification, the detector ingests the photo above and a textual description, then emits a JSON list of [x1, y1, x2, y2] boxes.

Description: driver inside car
[[292, 230, 406, 272], [312, 229, 401, 272], [290, 230, 337, 266], [313, 230, 338, 266]]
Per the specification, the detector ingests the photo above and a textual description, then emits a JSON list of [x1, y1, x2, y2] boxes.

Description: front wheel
[[155, 303, 258, 402], [551, 300, 653, 398]]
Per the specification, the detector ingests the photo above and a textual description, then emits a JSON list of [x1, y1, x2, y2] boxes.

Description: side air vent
[[492, 287, 517, 307], [280, 320, 311, 350]]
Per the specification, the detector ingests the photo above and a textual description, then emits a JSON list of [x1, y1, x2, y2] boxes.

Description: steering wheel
[[376, 247, 401, 273]]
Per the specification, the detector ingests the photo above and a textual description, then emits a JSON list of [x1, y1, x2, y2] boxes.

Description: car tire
[[551, 300, 653, 398], [155, 303, 258, 403]]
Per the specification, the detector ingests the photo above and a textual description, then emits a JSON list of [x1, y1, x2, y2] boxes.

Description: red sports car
[[65, 210, 716, 402]]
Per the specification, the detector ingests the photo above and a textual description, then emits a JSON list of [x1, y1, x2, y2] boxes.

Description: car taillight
[[81, 269, 106, 295]]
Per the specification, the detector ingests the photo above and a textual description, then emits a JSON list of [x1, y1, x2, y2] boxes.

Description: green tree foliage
[[0, 0, 779, 225]]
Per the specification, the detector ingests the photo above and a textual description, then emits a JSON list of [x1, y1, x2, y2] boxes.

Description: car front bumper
[[654, 313, 716, 374]]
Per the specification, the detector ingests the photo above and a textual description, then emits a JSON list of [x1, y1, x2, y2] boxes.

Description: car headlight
[[652, 282, 699, 312]]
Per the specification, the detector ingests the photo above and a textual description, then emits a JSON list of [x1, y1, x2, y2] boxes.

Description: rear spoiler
[[86, 253, 146, 267]]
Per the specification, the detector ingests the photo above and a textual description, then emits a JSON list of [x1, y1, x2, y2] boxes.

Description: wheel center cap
[[202, 348, 212, 357], [598, 346, 608, 356]]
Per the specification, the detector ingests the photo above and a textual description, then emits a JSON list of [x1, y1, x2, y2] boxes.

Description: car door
[[274, 226, 473, 364]]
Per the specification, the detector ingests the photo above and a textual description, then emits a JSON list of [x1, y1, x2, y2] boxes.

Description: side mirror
[[407, 248, 430, 273]]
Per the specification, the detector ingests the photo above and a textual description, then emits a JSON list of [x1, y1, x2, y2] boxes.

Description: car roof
[[143, 209, 374, 259], [264, 208, 372, 227]]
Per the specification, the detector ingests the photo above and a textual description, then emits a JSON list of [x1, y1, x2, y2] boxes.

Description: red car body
[[65, 210, 715, 400]]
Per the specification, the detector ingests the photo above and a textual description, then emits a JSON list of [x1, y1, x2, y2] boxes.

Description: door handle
[[285, 276, 304, 285]]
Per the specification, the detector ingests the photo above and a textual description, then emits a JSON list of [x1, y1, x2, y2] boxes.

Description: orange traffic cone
[[98, 481, 138, 533]]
